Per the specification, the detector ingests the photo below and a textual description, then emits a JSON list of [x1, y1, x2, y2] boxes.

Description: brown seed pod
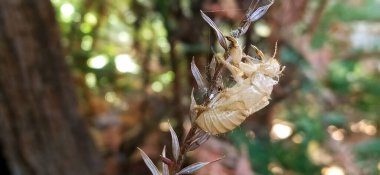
[[194, 37, 284, 135]]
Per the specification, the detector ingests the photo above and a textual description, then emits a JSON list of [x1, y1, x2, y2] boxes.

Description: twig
[[306, 0, 328, 37]]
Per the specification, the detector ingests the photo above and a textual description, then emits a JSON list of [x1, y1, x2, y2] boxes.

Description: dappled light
[[115, 54, 140, 74], [270, 121, 293, 140], [322, 165, 345, 175]]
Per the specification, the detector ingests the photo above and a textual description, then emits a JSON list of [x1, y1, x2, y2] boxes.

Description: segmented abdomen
[[195, 78, 272, 135], [196, 109, 246, 135]]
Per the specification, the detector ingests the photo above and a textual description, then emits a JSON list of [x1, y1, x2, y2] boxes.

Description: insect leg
[[250, 45, 265, 60], [226, 36, 242, 66], [226, 36, 239, 48], [216, 55, 244, 83]]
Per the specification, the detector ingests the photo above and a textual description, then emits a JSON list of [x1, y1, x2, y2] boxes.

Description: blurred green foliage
[[312, 0, 380, 48], [354, 139, 380, 175]]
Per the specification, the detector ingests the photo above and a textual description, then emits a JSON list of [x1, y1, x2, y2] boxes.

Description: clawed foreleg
[[250, 45, 265, 60]]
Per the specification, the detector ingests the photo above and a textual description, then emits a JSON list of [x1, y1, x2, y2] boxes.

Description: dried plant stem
[[174, 125, 200, 172], [174, 143, 187, 172]]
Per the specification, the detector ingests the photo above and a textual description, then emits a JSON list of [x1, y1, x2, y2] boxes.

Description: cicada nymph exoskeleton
[[191, 0, 282, 135], [193, 36, 283, 135]]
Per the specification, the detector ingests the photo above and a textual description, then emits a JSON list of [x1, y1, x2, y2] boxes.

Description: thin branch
[[306, 0, 328, 37]]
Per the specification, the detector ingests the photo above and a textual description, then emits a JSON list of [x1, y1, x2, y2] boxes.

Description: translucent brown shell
[[195, 37, 283, 135]]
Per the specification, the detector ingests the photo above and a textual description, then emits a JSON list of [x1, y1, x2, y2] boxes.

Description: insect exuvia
[[194, 36, 284, 135]]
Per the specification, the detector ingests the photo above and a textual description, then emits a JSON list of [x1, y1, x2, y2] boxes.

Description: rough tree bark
[[0, 1, 101, 175]]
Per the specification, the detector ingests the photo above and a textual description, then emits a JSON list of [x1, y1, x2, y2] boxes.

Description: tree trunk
[[0, 1, 101, 175]]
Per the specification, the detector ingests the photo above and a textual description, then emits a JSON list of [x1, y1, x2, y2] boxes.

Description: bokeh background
[[1, 0, 380, 175]]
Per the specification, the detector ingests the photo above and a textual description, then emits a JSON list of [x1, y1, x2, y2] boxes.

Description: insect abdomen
[[195, 78, 273, 135], [196, 109, 247, 135]]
